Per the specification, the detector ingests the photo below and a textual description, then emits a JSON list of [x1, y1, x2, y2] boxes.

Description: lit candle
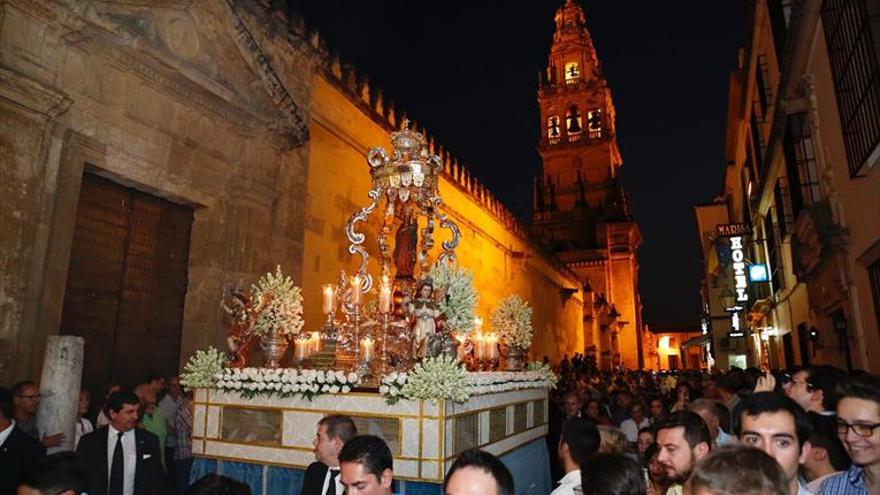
[[360, 337, 374, 361], [295, 336, 307, 361], [311, 331, 322, 353], [350, 275, 362, 305], [379, 279, 392, 314], [475, 333, 485, 360], [488, 333, 498, 360], [322, 284, 336, 315], [474, 317, 483, 333]]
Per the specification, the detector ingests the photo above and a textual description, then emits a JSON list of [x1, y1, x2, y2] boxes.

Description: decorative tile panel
[[221, 407, 281, 445], [489, 407, 507, 444]]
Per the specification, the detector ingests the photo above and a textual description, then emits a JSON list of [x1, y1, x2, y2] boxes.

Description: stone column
[[36, 335, 84, 453]]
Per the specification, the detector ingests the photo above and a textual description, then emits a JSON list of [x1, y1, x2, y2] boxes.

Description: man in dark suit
[[301, 414, 357, 495], [0, 386, 46, 495], [77, 390, 164, 495]]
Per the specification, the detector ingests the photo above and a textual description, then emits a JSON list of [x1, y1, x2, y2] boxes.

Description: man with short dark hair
[[0, 386, 45, 495], [818, 373, 880, 495], [77, 391, 164, 495], [685, 445, 789, 495], [786, 366, 846, 416], [301, 415, 358, 495], [339, 435, 393, 495], [444, 448, 514, 495], [655, 410, 712, 495], [16, 452, 85, 495], [735, 392, 812, 495], [185, 474, 250, 495], [551, 418, 600, 495], [803, 416, 850, 493]]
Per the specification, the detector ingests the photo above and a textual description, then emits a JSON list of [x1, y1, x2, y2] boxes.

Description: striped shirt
[[818, 465, 869, 495]]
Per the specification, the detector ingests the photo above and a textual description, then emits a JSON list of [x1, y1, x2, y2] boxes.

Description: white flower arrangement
[[180, 347, 227, 391], [427, 261, 478, 337], [379, 371, 409, 403], [379, 365, 557, 404], [491, 295, 533, 349], [213, 367, 359, 401], [251, 266, 304, 337], [401, 354, 470, 404], [525, 362, 559, 389], [467, 368, 557, 395]]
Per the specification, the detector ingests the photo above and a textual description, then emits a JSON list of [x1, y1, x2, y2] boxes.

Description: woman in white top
[[74, 389, 94, 448]]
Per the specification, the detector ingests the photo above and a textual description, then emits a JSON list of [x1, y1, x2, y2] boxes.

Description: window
[[768, 0, 795, 61], [565, 62, 581, 83], [783, 112, 821, 218], [869, 258, 880, 336], [566, 105, 583, 134], [547, 115, 561, 140], [587, 108, 604, 139], [756, 54, 773, 119], [821, 0, 880, 176], [773, 176, 795, 238], [751, 111, 766, 178], [765, 213, 786, 293]]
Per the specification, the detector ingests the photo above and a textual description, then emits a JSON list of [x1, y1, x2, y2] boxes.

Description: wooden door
[[60, 173, 193, 394]]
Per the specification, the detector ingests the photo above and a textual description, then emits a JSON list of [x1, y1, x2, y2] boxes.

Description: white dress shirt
[[0, 420, 15, 448], [620, 417, 651, 443], [106, 425, 137, 495], [75, 417, 94, 449], [320, 466, 343, 495], [550, 469, 581, 495]]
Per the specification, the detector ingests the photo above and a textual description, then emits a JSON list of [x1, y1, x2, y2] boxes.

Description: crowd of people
[[1, 358, 879, 495], [545, 354, 880, 495]]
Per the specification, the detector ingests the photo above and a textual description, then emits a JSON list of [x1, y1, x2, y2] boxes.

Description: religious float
[[181, 123, 556, 494]]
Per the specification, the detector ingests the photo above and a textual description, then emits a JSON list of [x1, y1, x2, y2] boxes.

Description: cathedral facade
[[533, 1, 644, 369]]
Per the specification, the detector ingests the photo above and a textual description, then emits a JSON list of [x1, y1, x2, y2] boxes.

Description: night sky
[[292, 1, 746, 329]]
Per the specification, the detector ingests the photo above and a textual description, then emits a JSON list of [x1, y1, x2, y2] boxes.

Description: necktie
[[327, 468, 340, 495], [109, 431, 124, 495]]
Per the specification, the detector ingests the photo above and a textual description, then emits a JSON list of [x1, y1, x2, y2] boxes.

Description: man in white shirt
[[551, 418, 600, 495]]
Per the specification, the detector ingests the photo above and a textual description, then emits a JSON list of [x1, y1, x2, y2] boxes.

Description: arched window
[[547, 115, 561, 139], [566, 105, 583, 134], [587, 108, 604, 138], [565, 62, 580, 84]]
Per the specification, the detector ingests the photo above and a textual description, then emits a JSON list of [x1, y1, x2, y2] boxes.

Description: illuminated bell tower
[[533, 0, 643, 370]]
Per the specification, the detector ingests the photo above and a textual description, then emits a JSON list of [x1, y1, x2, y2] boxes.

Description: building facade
[[533, 0, 644, 370], [696, 0, 880, 372], [0, 0, 588, 389]]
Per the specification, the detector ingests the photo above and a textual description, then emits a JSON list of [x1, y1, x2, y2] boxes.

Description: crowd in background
[[545, 353, 880, 495], [2, 355, 880, 495]]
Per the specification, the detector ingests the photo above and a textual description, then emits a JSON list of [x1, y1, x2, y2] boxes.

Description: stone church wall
[[0, 0, 316, 383]]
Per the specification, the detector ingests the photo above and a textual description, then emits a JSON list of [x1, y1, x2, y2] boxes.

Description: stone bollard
[[36, 335, 84, 453]]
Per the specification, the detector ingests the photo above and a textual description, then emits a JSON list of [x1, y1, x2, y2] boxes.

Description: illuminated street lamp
[[719, 288, 736, 312]]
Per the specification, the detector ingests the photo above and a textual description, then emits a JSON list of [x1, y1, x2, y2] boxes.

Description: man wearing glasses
[[11, 381, 64, 448], [818, 373, 880, 495], [786, 366, 846, 417]]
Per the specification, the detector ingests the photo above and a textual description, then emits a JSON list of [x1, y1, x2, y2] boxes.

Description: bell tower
[[533, 0, 643, 370]]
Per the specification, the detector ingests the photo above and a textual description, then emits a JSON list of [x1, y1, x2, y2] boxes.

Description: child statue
[[408, 278, 441, 360]]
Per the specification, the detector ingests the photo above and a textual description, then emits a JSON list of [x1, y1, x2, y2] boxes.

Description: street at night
[[1, 1, 878, 494]]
